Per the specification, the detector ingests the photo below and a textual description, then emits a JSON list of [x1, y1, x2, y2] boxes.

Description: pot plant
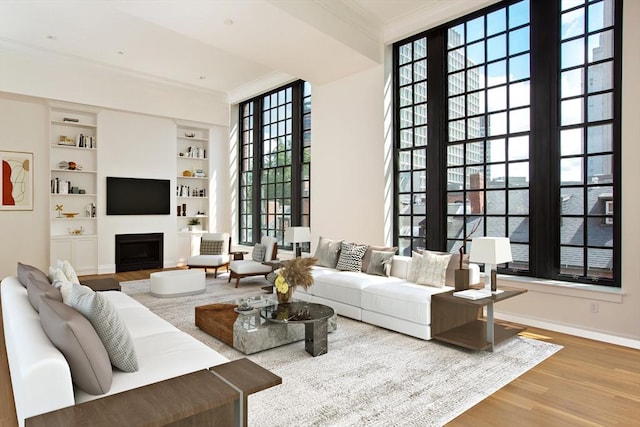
[[187, 218, 201, 231]]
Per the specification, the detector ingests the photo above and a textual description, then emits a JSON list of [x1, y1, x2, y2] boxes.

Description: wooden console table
[[26, 358, 281, 427], [431, 286, 527, 351]]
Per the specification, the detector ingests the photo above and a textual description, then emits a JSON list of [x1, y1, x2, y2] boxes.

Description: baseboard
[[496, 311, 640, 349]]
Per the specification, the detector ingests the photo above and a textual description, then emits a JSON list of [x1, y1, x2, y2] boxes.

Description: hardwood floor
[[1, 270, 638, 427]]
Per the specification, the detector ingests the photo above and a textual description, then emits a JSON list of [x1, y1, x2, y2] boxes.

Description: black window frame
[[238, 80, 311, 250], [393, 0, 622, 287]]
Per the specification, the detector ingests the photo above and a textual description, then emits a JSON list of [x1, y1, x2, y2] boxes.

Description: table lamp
[[469, 237, 512, 293], [284, 226, 311, 258]]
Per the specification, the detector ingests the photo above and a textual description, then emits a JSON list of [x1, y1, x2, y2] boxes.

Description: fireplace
[[115, 233, 164, 272]]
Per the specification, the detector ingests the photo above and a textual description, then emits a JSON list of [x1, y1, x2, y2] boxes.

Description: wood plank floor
[[1, 269, 638, 427]]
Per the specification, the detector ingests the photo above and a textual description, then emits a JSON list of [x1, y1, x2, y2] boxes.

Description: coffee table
[[195, 295, 337, 355], [261, 302, 335, 356]]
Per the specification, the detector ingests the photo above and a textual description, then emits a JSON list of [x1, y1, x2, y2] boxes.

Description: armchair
[[228, 236, 278, 288], [187, 233, 232, 278]]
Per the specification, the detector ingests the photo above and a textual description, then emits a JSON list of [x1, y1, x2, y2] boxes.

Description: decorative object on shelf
[[1, 150, 33, 211], [184, 132, 196, 138], [182, 203, 187, 216], [455, 219, 481, 291], [284, 226, 311, 258], [58, 161, 69, 169], [68, 161, 77, 170], [469, 237, 513, 294], [188, 218, 201, 231], [58, 136, 76, 146], [274, 257, 318, 303], [182, 170, 192, 177], [177, 205, 182, 216], [56, 204, 64, 218], [63, 212, 79, 218], [68, 226, 84, 235]]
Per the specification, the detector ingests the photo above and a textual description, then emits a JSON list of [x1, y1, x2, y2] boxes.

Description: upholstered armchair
[[187, 232, 232, 278], [228, 236, 278, 288]]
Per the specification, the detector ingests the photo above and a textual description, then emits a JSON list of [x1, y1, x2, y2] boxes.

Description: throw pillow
[[50, 267, 74, 304], [361, 245, 397, 272], [200, 239, 224, 255], [252, 243, 266, 262], [417, 251, 453, 288], [407, 251, 423, 283], [68, 283, 139, 372], [335, 242, 368, 272], [17, 262, 50, 288], [430, 251, 469, 286], [366, 250, 395, 277], [39, 295, 113, 395], [313, 236, 343, 268], [26, 272, 62, 312], [57, 259, 80, 284]]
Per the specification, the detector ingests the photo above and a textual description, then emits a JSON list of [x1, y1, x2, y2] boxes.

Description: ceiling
[[0, 0, 496, 102]]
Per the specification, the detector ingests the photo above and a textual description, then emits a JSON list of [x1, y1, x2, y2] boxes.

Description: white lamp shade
[[284, 226, 311, 243], [469, 237, 513, 265]]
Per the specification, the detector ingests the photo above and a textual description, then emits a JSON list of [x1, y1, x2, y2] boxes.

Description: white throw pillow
[[68, 283, 139, 372], [407, 251, 423, 283], [57, 259, 80, 284], [417, 251, 452, 288], [50, 267, 74, 304]]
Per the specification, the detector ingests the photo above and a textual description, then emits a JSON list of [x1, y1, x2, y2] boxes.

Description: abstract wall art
[[1, 150, 33, 210]]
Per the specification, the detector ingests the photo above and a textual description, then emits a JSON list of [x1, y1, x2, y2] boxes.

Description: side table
[[431, 286, 527, 351], [230, 251, 249, 260]]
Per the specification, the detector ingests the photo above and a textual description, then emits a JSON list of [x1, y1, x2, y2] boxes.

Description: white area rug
[[121, 276, 562, 426]]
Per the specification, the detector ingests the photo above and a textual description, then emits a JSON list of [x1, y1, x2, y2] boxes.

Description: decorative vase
[[454, 269, 470, 291], [276, 286, 294, 303]]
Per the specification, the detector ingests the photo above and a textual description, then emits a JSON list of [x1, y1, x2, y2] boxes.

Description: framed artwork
[[1, 150, 33, 211]]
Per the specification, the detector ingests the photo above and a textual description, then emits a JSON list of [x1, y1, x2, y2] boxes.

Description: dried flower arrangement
[[276, 257, 318, 293]]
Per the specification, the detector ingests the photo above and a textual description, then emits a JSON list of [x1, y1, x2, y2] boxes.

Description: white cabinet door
[[50, 237, 97, 274]]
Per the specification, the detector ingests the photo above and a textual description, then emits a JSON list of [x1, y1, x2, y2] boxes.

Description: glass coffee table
[[195, 295, 337, 356]]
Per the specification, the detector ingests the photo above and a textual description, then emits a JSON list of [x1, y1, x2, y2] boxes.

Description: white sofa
[[1, 274, 229, 427], [294, 255, 480, 340]]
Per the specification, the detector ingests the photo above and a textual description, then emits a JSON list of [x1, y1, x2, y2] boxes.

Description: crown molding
[[227, 72, 297, 105]]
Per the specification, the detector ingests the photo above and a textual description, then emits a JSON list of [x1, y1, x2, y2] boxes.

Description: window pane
[[509, 53, 530, 81], [561, 38, 585, 68], [561, 7, 584, 39], [588, 0, 614, 32], [561, 98, 584, 126], [561, 218, 584, 245], [561, 157, 583, 184], [487, 34, 506, 61], [561, 68, 584, 98], [561, 128, 584, 156], [508, 27, 530, 55], [508, 189, 529, 214], [587, 124, 612, 153], [561, 187, 584, 215], [509, 0, 530, 29], [561, 247, 584, 275], [587, 61, 613, 92], [487, 8, 506, 36], [587, 93, 612, 121], [508, 216, 529, 242]]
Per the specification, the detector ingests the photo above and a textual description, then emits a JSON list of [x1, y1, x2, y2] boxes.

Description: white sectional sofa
[[294, 252, 479, 341], [1, 270, 229, 427]]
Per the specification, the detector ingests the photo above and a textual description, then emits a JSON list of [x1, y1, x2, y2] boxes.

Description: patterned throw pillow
[[252, 243, 267, 262], [68, 283, 139, 372], [200, 239, 224, 255], [335, 242, 368, 272]]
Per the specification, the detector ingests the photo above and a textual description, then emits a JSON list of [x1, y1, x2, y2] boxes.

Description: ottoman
[[150, 269, 206, 298]]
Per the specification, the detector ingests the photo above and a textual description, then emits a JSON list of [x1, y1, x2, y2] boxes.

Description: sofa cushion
[[26, 272, 62, 312], [366, 250, 395, 277], [252, 243, 266, 262], [312, 271, 403, 307], [17, 262, 49, 288], [361, 282, 448, 325], [361, 245, 397, 273], [313, 236, 343, 268], [68, 284, 139, 372], [200, 239, 224, 255], [39, 296, 112, 395], [336, 242, 368, 272]]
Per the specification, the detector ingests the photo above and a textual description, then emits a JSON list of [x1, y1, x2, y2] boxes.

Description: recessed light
[[224, 19, 233, 26], [47, 35, 56, 40], [117, 51, 125, 55], [199, 76, 207, 80]]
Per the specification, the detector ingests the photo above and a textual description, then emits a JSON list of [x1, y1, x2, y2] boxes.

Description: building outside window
[[394, 0, 620, 286], [239, 81, 311, 250]]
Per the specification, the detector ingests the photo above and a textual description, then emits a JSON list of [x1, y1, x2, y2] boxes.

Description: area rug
[[121, 276, 562, 426]]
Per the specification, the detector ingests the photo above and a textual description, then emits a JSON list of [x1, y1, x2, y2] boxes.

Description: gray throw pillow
[[313, 236, 343, 268], [252, 243, 266, 262], [67, 283, 139, 372], [26, 272, 62, 312], [361, 246, 397, 272], [200, 239, 224, 255], [336, 242, 368, 272], [39, 295, 113, 395], [17, 262, 49, 289], [366, 250, 395, 277]]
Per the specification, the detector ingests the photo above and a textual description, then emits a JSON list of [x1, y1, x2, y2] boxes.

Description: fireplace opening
[[115, 233, 163, 272]]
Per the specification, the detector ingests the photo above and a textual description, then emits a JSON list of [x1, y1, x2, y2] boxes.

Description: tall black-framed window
[[238, 80, 311, 249], [393, 0, 621, 287]]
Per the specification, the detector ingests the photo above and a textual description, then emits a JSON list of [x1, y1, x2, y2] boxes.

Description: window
[[239, 81, 311, 249], [393, 0, 621, 286]]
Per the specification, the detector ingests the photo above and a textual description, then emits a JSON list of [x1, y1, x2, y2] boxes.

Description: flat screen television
[[106, 177, 171, 215]]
